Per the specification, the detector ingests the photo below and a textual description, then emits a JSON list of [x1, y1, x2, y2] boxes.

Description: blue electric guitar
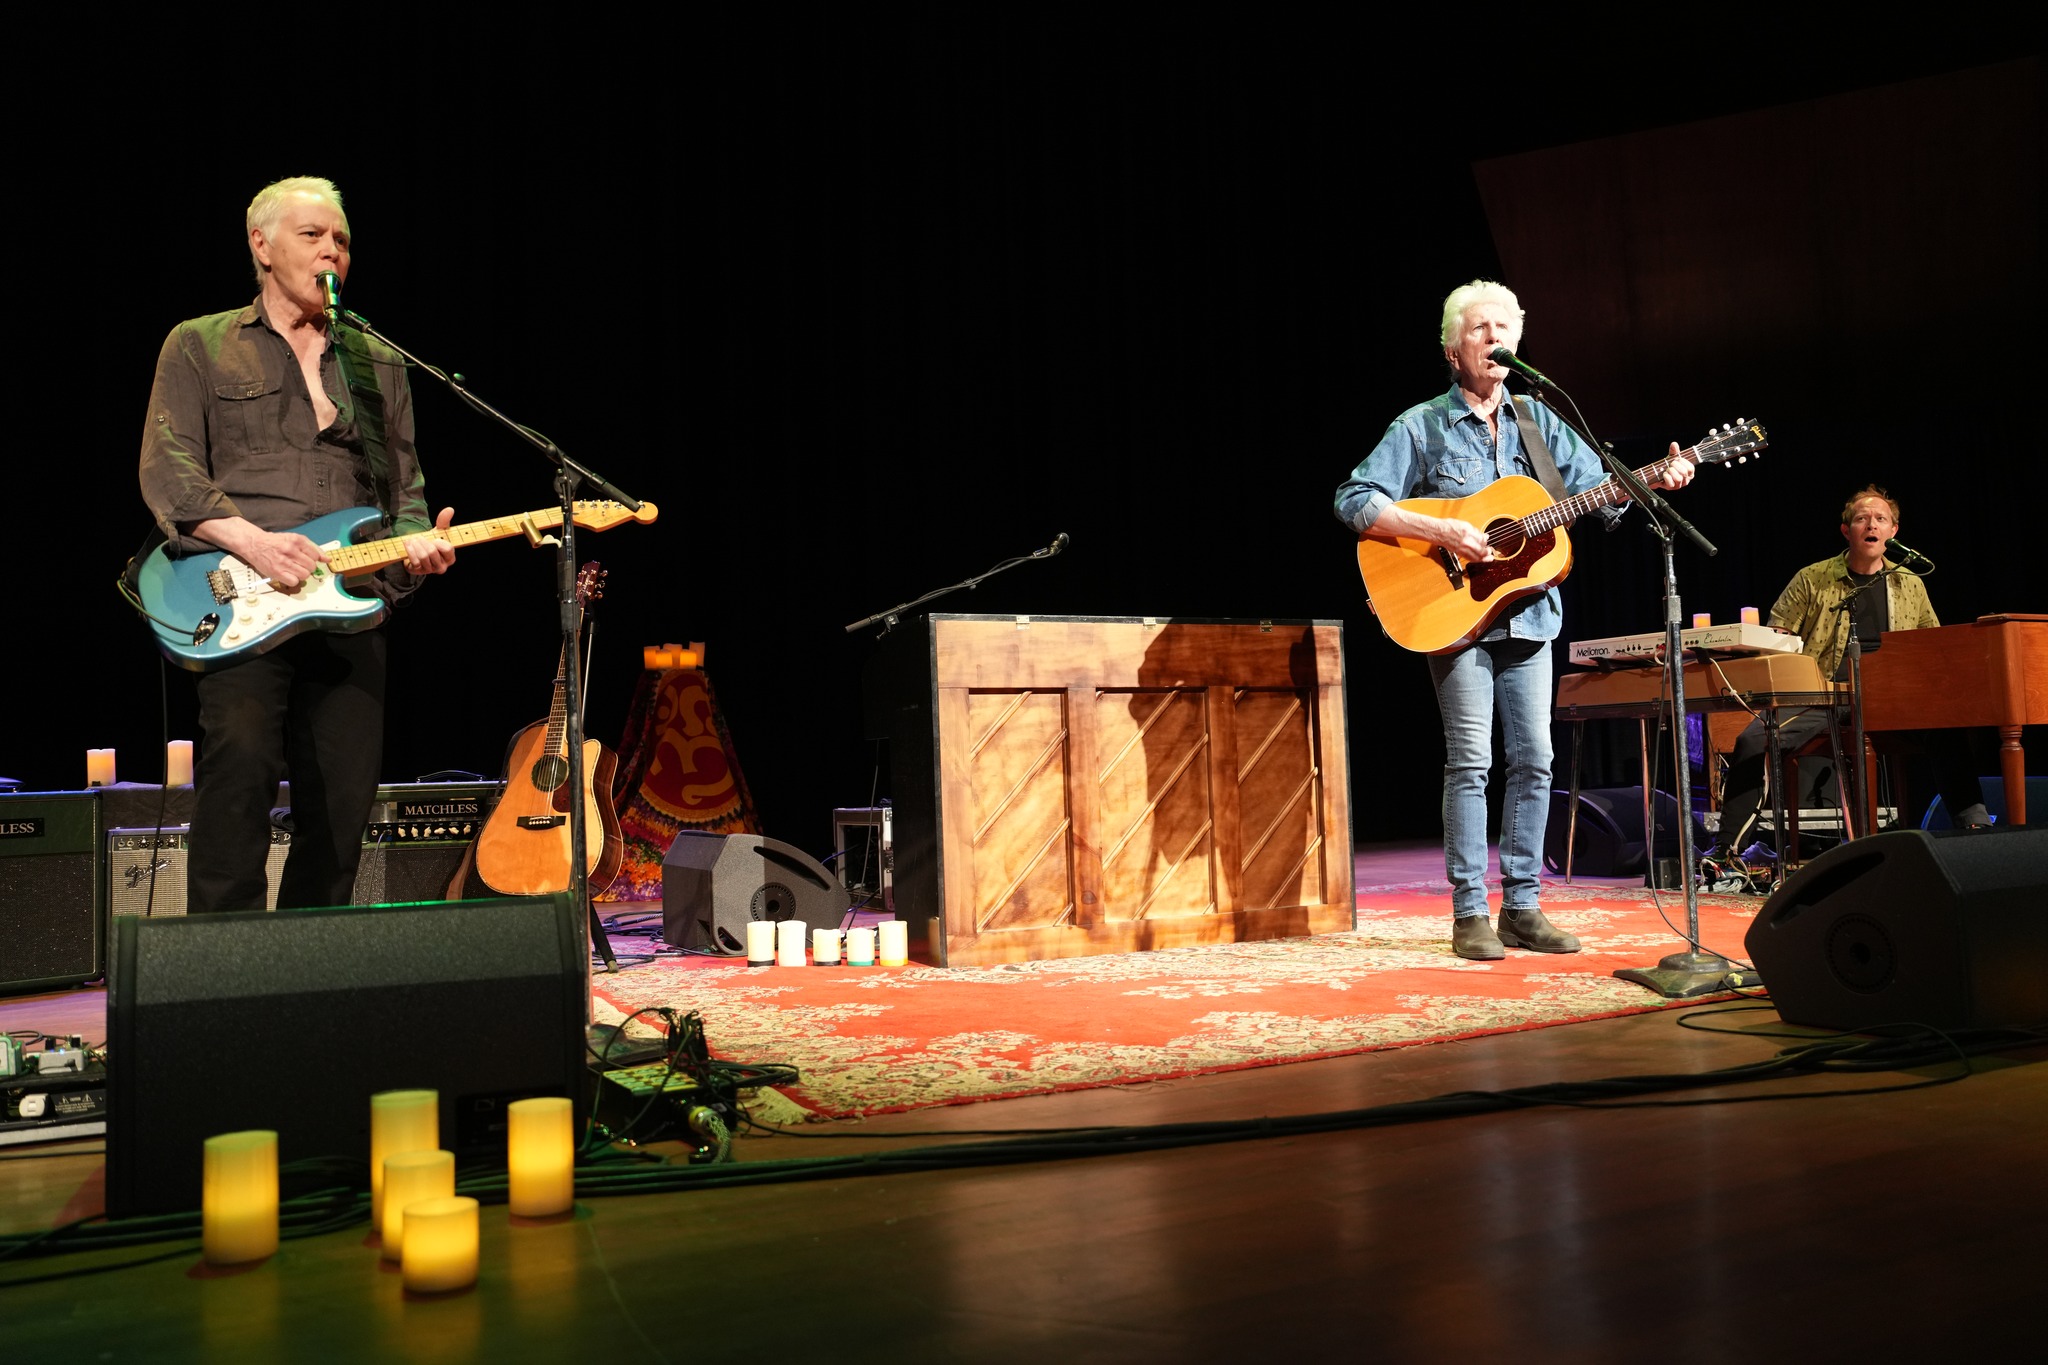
[[134, 500, 659, 671]]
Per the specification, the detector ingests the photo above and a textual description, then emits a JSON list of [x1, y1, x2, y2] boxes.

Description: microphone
[[1034, 532, 1070, 559], [1884, 537, 1933, 567], [1488, 346, 1556, 388], [318, 271, 344, 330]]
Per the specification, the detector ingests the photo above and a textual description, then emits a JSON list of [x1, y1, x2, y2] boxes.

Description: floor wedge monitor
[[1743, 827, 2048, 1031], [107, 894, 586, 1218], [662, 831, 849, 955]]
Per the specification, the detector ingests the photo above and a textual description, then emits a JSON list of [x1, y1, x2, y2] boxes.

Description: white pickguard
[[213, 541, 382, 649]]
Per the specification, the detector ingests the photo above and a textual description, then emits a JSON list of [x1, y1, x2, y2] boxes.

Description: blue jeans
[[1426, 638, 1553, 919]]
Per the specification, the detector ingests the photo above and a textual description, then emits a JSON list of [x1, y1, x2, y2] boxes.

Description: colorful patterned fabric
[[600, 667, 762, 902]]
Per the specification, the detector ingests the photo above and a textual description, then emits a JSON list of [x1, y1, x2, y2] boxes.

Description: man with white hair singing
[[139, 175, 457, 912], [1335, 281, 1694, 960]]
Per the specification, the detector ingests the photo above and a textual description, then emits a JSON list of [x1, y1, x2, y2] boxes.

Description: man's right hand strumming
[[191, 516, 329, 589]]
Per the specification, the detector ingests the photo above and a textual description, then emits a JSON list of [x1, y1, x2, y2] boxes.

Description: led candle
[[506, 1096, 576, 1218], [400, 1196, 480, 1294], [86, 749, 116, 787], [165, 740, 194, 787], [776, 920, 808, 967], [812, 928, 842, 965], [202, 1130, 279, 1266], [380, 1149, 455, 1261], [1691, 613, 1711, 630], [744, 920, 776, 967], [845, 927, 877, 966], [1741, 606, 1761, 626], [878, 920, 909, 967], [369, 1089, 438, 1227]]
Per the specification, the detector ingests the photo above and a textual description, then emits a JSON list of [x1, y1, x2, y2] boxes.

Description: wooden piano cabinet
[[1859, 614, 2046, 828], [868, 615, 1354, 967]]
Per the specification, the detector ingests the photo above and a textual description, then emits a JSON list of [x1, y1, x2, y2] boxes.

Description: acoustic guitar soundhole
[[530, 754, 570, 792]]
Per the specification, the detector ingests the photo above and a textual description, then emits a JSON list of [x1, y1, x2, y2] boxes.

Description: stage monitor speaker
[[1743, 826, 2048, 1031], [1, 791, 104, 996], [107, 894, 586, 1218], [1543, 787, 1704, 877], [662, 831, 850, 955]]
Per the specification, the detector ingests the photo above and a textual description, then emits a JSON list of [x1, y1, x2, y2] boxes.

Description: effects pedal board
[[2, 1041, 108, 1146]]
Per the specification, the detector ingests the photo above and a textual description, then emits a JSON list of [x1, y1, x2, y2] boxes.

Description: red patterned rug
[[591, 884, 1763, 1120]]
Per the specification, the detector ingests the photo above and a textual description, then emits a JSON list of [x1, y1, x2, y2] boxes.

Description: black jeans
[[188, 630, 387, 912]]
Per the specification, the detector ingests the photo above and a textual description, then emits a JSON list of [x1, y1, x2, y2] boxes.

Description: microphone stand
[[332, 303, 644, 1049], [1520, 375, 1739, 1000], [1830, 563, 1908, 843], [844, 535, 1070, 636]]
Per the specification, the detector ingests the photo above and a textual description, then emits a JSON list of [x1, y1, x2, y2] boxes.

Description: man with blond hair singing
[[140, 176, 457, 912]]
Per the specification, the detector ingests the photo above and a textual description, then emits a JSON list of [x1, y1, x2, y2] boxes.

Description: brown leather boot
[[1497, 907, 1581, 954], [1452, 915, 1505, 961]]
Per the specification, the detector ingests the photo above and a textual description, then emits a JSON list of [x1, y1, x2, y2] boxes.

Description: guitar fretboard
[[323, 503, 646, 576], [1499, 452, 1692, 545]]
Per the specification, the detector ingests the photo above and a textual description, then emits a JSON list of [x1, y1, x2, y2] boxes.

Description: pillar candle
[[86, 749, 116, 787], [1690, 613, 1711, 630], [165, 740, 195, 787], [400, 1196, 480, 1294], [202, 1130, 279, 1266], [369, 1090, 439, 1227], [812, 928, 842, 965], [744, 920, 777, 967], [507, 1096, 576, 1218], [845, 927, 877, 966], [1741, 606, 1761, 626], [878, 920, 909, 967], [776, 920, 809, 967], [381, 1150, 455, 1261]]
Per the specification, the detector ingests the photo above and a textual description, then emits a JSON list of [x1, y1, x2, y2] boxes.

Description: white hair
[[1439, 279, 1524, 349], [245, 176, 346, 280]]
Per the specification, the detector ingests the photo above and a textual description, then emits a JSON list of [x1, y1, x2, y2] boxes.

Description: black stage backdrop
[[5, 22, 2035, 858]]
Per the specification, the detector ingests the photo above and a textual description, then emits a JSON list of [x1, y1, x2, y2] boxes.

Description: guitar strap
[[333, 329, 399, 528], [1508, 395, 1569, 503]]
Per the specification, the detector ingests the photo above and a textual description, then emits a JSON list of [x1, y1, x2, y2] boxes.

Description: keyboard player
[[1713, 485, 1989, 876]]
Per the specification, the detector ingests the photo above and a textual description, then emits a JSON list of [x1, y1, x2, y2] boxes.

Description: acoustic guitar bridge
[[1435, 548, 1465, 589], [516, 815, 567, 830]]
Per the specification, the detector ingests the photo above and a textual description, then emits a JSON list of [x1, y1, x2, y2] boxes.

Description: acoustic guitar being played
[[474, 562, 625, 897], [1355, 420, 1767, 654]]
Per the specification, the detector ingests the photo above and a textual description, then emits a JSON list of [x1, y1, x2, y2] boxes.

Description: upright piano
[[1859, 614, 2046, 825]]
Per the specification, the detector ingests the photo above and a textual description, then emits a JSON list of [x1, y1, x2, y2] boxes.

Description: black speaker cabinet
[[352, 840, 471, 904], [107, 894, 586, 1218], [662, 831, 850, 955], [1543, 786, 1704, 877], [1, 791, 104, 995], [1744, 826, 2048, 1030]]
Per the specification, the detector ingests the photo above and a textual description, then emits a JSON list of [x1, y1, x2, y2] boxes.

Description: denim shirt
[[1333, 386, 1623, 643]]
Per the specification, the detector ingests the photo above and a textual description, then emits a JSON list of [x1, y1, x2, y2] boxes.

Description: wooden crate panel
[[1094, 690, 1216, 921], [1233, 689, 1323, 911], [965, 691, 1075, 933]]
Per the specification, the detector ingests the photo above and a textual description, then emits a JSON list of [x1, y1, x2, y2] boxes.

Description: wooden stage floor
[[4, 842, 2042, 1362]]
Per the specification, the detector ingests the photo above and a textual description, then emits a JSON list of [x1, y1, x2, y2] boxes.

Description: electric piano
[[1858, 614, 2045, 825]]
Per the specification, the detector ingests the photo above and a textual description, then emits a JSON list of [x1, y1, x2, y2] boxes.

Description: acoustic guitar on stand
[[474, 562, 625, 898], [1355, 420, 1767, 654]]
